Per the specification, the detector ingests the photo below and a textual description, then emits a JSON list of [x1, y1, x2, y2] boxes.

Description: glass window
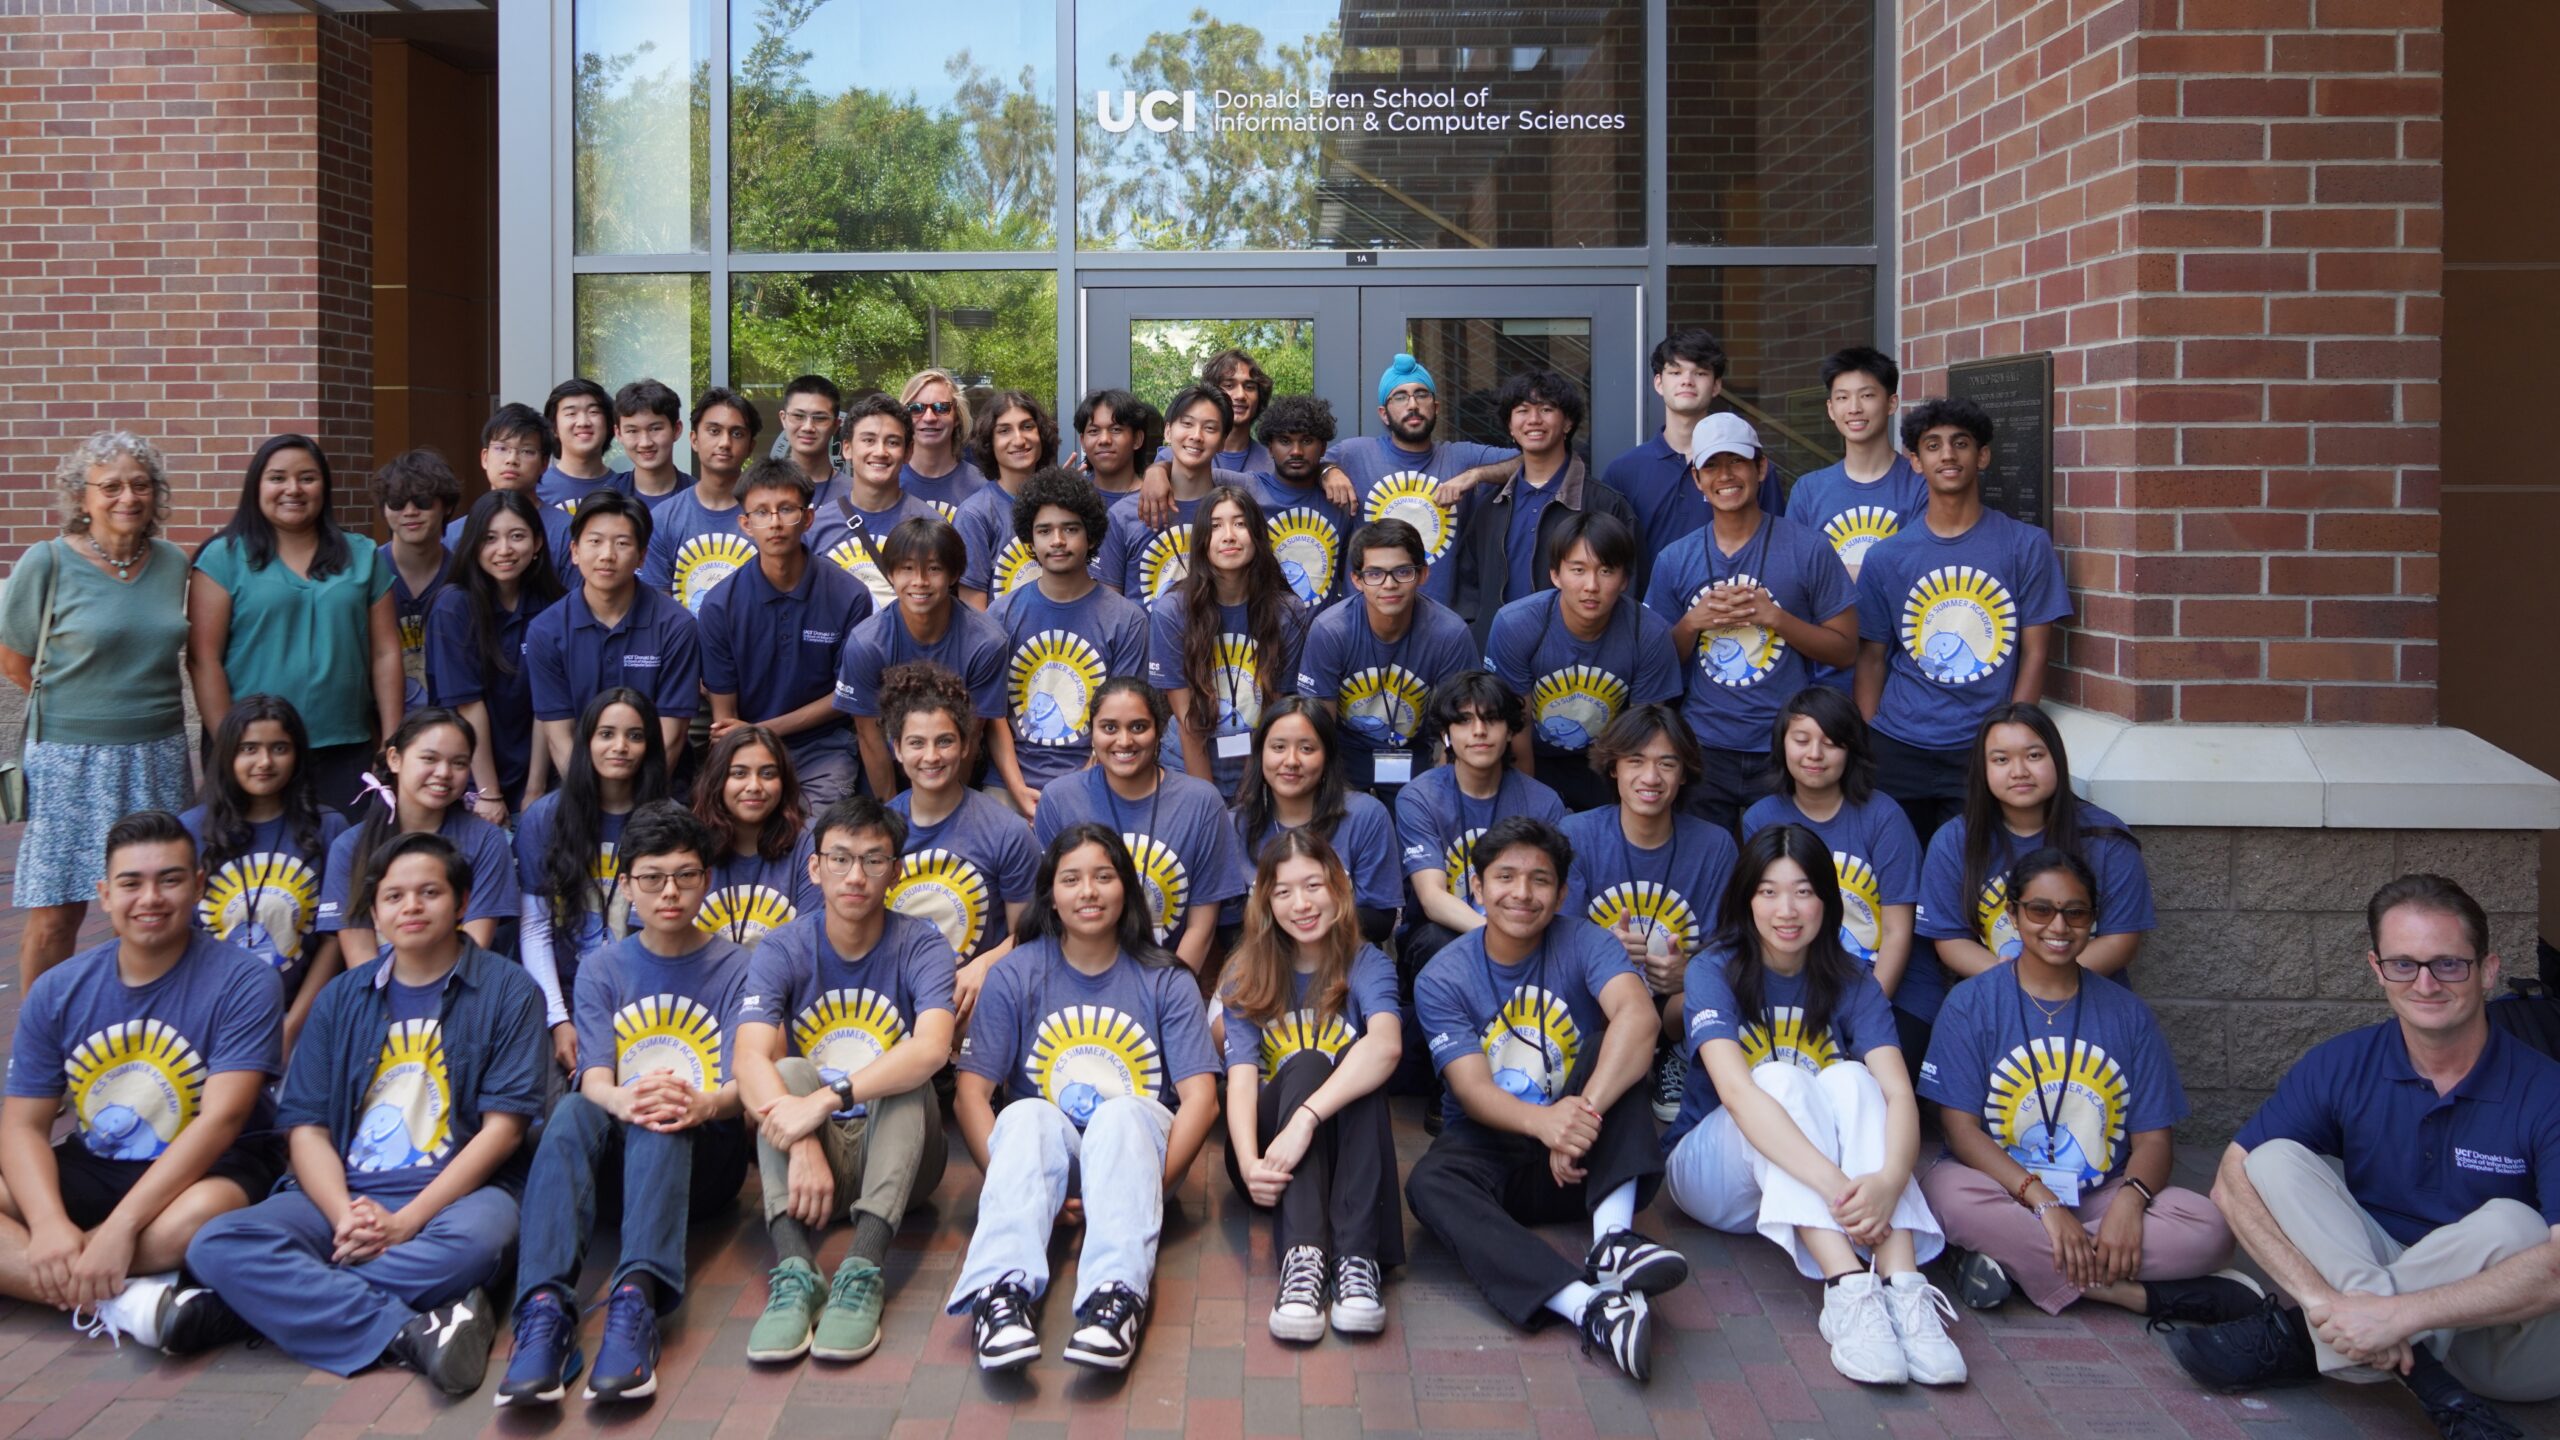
[[1076, 0, 1643, 251], [729, 271, 1059, 421], [1667, 266, 1877, 484], [728, 0, 1056, 254], [1130, 319, 1315, 414], [576, 274, 713, 468], [1402, 318, 1595, 454], [574, 0, 711, 255], [1665, 0, 1876, 248]]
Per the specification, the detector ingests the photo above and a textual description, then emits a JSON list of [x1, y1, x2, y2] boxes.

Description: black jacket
[[1450, 455, 1642, 651]]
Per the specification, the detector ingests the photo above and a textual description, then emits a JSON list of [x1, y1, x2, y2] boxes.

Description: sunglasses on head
[[906, 400, 954, 417]]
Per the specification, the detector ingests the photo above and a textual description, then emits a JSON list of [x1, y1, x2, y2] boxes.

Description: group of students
[[1, 337, 2552, 1440]]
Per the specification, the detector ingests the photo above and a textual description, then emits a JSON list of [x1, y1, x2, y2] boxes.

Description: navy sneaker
[[584, 1283, 660, 1402], [493, 1289, 583, 1408]]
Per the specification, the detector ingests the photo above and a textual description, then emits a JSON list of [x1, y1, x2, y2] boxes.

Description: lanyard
[[1103, 772, 1166, 863], [1623, 818, 1687, 944], [1217, 616, 1253, 729], [719, 854, 755, 945], [1708, 510, 1778, 598], [2013, 967, 2085, 1163], [1483, 932, 1552, 1058]]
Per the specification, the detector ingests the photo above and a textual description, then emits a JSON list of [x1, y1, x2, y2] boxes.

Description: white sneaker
[[71, 1270, 179, 1350], [1269, 1245, 1327, 1344], [1817, 1272, 1907, 1385], [1882, 1272, 1967, 1385]]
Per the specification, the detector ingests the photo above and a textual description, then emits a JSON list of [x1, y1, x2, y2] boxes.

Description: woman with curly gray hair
[[0, 431, 195, 990]]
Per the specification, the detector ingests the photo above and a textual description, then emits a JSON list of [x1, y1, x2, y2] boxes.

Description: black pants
[[301, 741, 380, 823], [1222, 1052, 1405, 1267], [1683, 746, 1775, 838], [1871, 730, 1970, 845], [51, 1137, 283, 1230], [1404, 1086, 1663, 1328], [1390, 921, 1466, 1096], [1533, 750, 1614, 814]]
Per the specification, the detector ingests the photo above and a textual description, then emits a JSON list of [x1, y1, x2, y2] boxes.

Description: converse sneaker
[[1063, 1282, 1148, 1371], [494, 1289, 583, 1407], [1269, 1245, 1327, 1344], [1649, 1039, 1688, 1124], [1882, 1272, 1967, 1385], [1818, 1272, 1908, 1385], [969, 1274, 1040, 1372], [1329, 1255, 1385, 1335], [1584, 1229, 1690, 1297], [1577, 1289, 1651, 1383], [381, 1288, 497, 1397], [71, 1270, 179, 1350]]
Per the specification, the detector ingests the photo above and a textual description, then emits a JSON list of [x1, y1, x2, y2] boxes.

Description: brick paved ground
[[0, 829, 2545, 1439]]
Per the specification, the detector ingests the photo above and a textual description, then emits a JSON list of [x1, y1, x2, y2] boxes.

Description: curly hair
[[55, 431, 171, 537], [1255, 394, 1337, 448]]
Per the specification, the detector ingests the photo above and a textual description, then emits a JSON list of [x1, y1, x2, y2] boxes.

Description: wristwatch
[[2125, 1176, 2158, 1207], [829, 1075, 857, 1110]]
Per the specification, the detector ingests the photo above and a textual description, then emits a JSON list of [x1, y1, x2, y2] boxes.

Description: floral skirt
[[13, 734, 194, 908]]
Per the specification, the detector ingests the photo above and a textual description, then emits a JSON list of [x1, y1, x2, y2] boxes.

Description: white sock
[[1591, 1180, 1637, 1242], [1544, 1280, 1601, 1325]]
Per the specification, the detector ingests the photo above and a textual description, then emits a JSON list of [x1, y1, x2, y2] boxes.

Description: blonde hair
[[54, 430, 170, 537], [899, 368, 973, 444]]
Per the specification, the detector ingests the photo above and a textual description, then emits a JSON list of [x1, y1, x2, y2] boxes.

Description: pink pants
[[1919, 1156, 2236, 1314]]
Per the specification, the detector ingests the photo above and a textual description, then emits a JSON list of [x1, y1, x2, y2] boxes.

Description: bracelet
[[2125, 1176, 2157, 1207], [2009, 1170, 2042, 1206], [2031, 1198, 2062, 1221], [1296, 1102, 1324, 1129]]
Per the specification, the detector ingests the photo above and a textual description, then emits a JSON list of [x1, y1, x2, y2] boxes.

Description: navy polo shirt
[[525, 581, 703, 723], [698, 555, 872, 765], [2236, 1020, 2560, 1245]]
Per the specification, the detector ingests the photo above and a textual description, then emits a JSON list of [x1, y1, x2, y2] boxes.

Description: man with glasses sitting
[[2168, 874, 2560, 1440]]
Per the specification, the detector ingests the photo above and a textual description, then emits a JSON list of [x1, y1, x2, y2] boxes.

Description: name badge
[[1373, 750, 1414, 785], [2008, 1146, 2082, 1208], [1216, 731, 1251, 759]]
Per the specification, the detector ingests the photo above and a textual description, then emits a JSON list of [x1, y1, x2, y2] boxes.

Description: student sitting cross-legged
[[172, 832, 549, 1393], [737, 795, 957, 1365], [946, 824, 1221, 1374], [497, 802, 753, 1407]]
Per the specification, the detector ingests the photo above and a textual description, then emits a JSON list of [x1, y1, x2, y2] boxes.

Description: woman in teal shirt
[[190, 434, 402, 816]]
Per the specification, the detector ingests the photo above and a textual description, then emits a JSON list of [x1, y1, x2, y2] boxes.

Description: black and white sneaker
[[1578, 1289, 1651, 1383], [1329, 1256, 1385, 1335], [1062, 1283, 1148, 1371], [1585, 1229, 1690, 1297], [970, 1274, 1040, 1372], [1269, 1246, 1327, 1344], [156, 1284, 253, 1356], [1649, 1040, 1687, 1124], [1953, 1248, 2013, 1310], [382, 1288, 498, 1397]]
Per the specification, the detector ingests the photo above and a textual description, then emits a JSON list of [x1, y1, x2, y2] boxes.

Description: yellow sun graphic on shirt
[[1584, 881, 1701, 959], [1479, 987, 1581, 1104], [1203, 633, 1264, 734], [399, 611, 429, 666], [1901, 566, 2016, 685], [1136, 525, 1193, 601], [1976, 875, 2022, 961], [612, 993, 725, 1088], [1338, 666, 1427, 749], [350, 1018, 452, 1172], [922, 498, 961, 523], [824, 538, 898, 610], [1443, 829, 1486, 911], [1363, 472, 1452, 560], [1267, 509, 1340, 604], [695, 884, 798, 949], [199, 852, 322, 969], [671, 533, 756, 613], [1120, 833, 1191, 942], [889, 848, 993, 956], [1822, 506, 1903, 580], [793, 987, 909, 1085], [1988, 1037, 2130, 1182], [1006, 629, 1107, 748], [1258, 1009, 1355, 1081], [1689, 575, 1787, 689], [1529, 665, 1629, 752], [1738, 1005, 1845, 1073], [1833, 852, 1884, 964], [1029, 1004, 1163, 1124], [66, 1020, 206, 1161], [989, 538, 1037, 599]]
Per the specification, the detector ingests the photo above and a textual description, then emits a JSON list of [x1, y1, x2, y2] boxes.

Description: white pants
[[1665, 1060, 1944, 1280], [946, 1094, 1173, 1312]]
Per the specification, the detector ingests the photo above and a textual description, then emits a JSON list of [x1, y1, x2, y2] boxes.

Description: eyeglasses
[[906, 400, 954, 417], [382, 495, 439, 512], [818, 849, 894, 877], [2016, 900, 2096, 928], [1356, 564, 1419, 586], [744, 504, 807, 525], [779, 409, 836, 428], [484, 443, 544, 462], [2377, 956, 2477, 984], [625, 867, 706, 893], [84, 481, 151, 501]]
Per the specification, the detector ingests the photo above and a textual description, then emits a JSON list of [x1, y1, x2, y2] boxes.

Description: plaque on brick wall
[[1946, 352, 2053, 530]]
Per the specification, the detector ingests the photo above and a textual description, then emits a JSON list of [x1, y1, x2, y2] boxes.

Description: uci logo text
[[1096, 89, 1197, 134]]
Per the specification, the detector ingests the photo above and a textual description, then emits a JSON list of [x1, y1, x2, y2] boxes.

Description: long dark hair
[[1959, 702, 2136, 924], [197, 434, 353, 577], [1230, 697, 1347, 843], [1175, 485, 1296, 738], [1223, 829, 1359, 1030], [1091, 675, 1169, 779], [967, 389, 1059, 478], [690, 724, 804, 862], [342, 707, 476, 925], [1014, 822, 1177, 966], [453, 489, 564, 676], [1769, 686, 1877, 804], [535, 687, 671, 932], [195, 694, 327, 874], [1713, 824, 1860, 1054]]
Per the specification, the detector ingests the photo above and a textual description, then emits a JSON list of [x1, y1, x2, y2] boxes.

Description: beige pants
[[755, 1056, 948, 1230], [2245, 1138, 2560, 1402]]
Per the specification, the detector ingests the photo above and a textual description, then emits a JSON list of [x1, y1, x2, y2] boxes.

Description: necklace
[[2024, 987, 2073, 1024], [86, 534, 141, 580]]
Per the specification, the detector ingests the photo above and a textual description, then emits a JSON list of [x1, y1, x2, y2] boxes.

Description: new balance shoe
[[382, 1288, 497, 1397], [1577, 1289, 1651, 1383], [2162, 1297, 2318, 1393], [1063, 1282, 1148, 1371], [811, 1257, 885, 1363], [1649, 1040, 1688, 1124], [1329, 1255, 1385, 1335], [156, 1284, 252, 1356], [746, 1258, 825, 1363], [583, 1283, 659, 1402], [1819, 1272, 1908, 1385], [1585, 1229, 1690, 1297], [2142, 1271, 2265, 1330], [1881, 1272, 1966, 1385], [969, 1274, 1040, 1372], [71, 1270, 179, 1350], [1952, 1248, 2012, 1310], [1269, 1245, 1327, 1344], [494, 1289, 583, 1407]]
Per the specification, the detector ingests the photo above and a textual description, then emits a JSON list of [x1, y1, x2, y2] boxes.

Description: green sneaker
[[811, 1256, 885, 1362], [746, 1258, 826, 1363]]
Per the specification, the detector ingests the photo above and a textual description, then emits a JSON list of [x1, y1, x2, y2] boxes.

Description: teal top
[[196, 533, 394, 747], [0, 538, 190, 747]]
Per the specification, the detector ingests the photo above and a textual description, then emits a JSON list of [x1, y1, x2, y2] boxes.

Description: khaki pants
[[2245, 1139, 2560, 1402], [756, 1057, 948, 1232]]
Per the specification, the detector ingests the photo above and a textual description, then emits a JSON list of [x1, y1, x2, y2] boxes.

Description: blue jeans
[[513, 1094, 750, 1314], [945, 1095, 1171, 1313], [185, 1182, 517, 1376]]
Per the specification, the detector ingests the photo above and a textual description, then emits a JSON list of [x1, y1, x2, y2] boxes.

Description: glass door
[[1081, 287, 1365, 435]]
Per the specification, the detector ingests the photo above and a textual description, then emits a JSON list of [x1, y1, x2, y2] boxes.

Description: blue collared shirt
[[699, 556, 871, 762], [525, 582, 703, 722]]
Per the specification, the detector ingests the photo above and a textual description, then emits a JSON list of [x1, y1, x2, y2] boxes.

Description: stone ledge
[[2048, 705, 2560, 831]]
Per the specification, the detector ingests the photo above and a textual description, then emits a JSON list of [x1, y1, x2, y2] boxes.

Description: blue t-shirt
[[1787, 454, 1930, 585], [637, 486, 753, 613], [1665, 954, 1899, 1150], [990, 582, 1150, 788], [445, 507, 575, 579], [1854, 509, 2072, 751], [2235, 1021, 2560, 1245], [955, 483, 1040, 601], [1221, 945, 1400, 1079], [1097, 493, 1203, 604], [535, 463, 630, 516], [316, 811, 517, 937], [833, 602, 1011, 722], [1905, 804, 2155, 1022], [1153, 439, 1275, 478], [1248, 473, 1353, 608], [1145, 595, 1308, 795], [514, 797, 631, 970], [629, 471, 696, 514], [344, 975, 462, 1185], [698, 557, 870, 765], [423, 587, 551, 805], [1394, 764, 1570, 909], [738, 911, 956, 1114], [572, 932, 752, 1091], [810, 484, 940, 612], [179, 807, 353, 994], [1326, 435, 1514, 606], [1033, 766, 1251, 943], [4, 933, 283, 1160], [1294, 595, 1479, 788], [1600, 433, 1787, 575], [1501, 472, 1566, 605], [1919, 963, 2187, 1188], [701, 832, 820, 952], [1484, 591, 1683, 760], [1643, 515, 1856, 751], [900, 458, 988, 523], [1227, 792, 1403, 923], [957, 937, 1219, 1123], [1416, 918, 1640, 1128], [525, 582, 704, 723], [389, 551, 451, 713], [1741, 792, 1923, 970], [887, 788, 1040, 959], [1560, 808, 1741, 966]]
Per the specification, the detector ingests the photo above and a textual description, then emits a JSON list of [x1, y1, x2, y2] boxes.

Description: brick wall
[[1665, 0, 1876, 247], [1898, 0, 2444, 725], [0, 0, 374, 568]]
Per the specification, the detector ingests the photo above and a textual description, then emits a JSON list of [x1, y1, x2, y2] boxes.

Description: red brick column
[[1898, 0, 2443, 724]]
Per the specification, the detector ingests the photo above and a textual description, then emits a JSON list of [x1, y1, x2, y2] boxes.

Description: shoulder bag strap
[[20, 539, 61, 748], [836, 493, 889, 573]]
